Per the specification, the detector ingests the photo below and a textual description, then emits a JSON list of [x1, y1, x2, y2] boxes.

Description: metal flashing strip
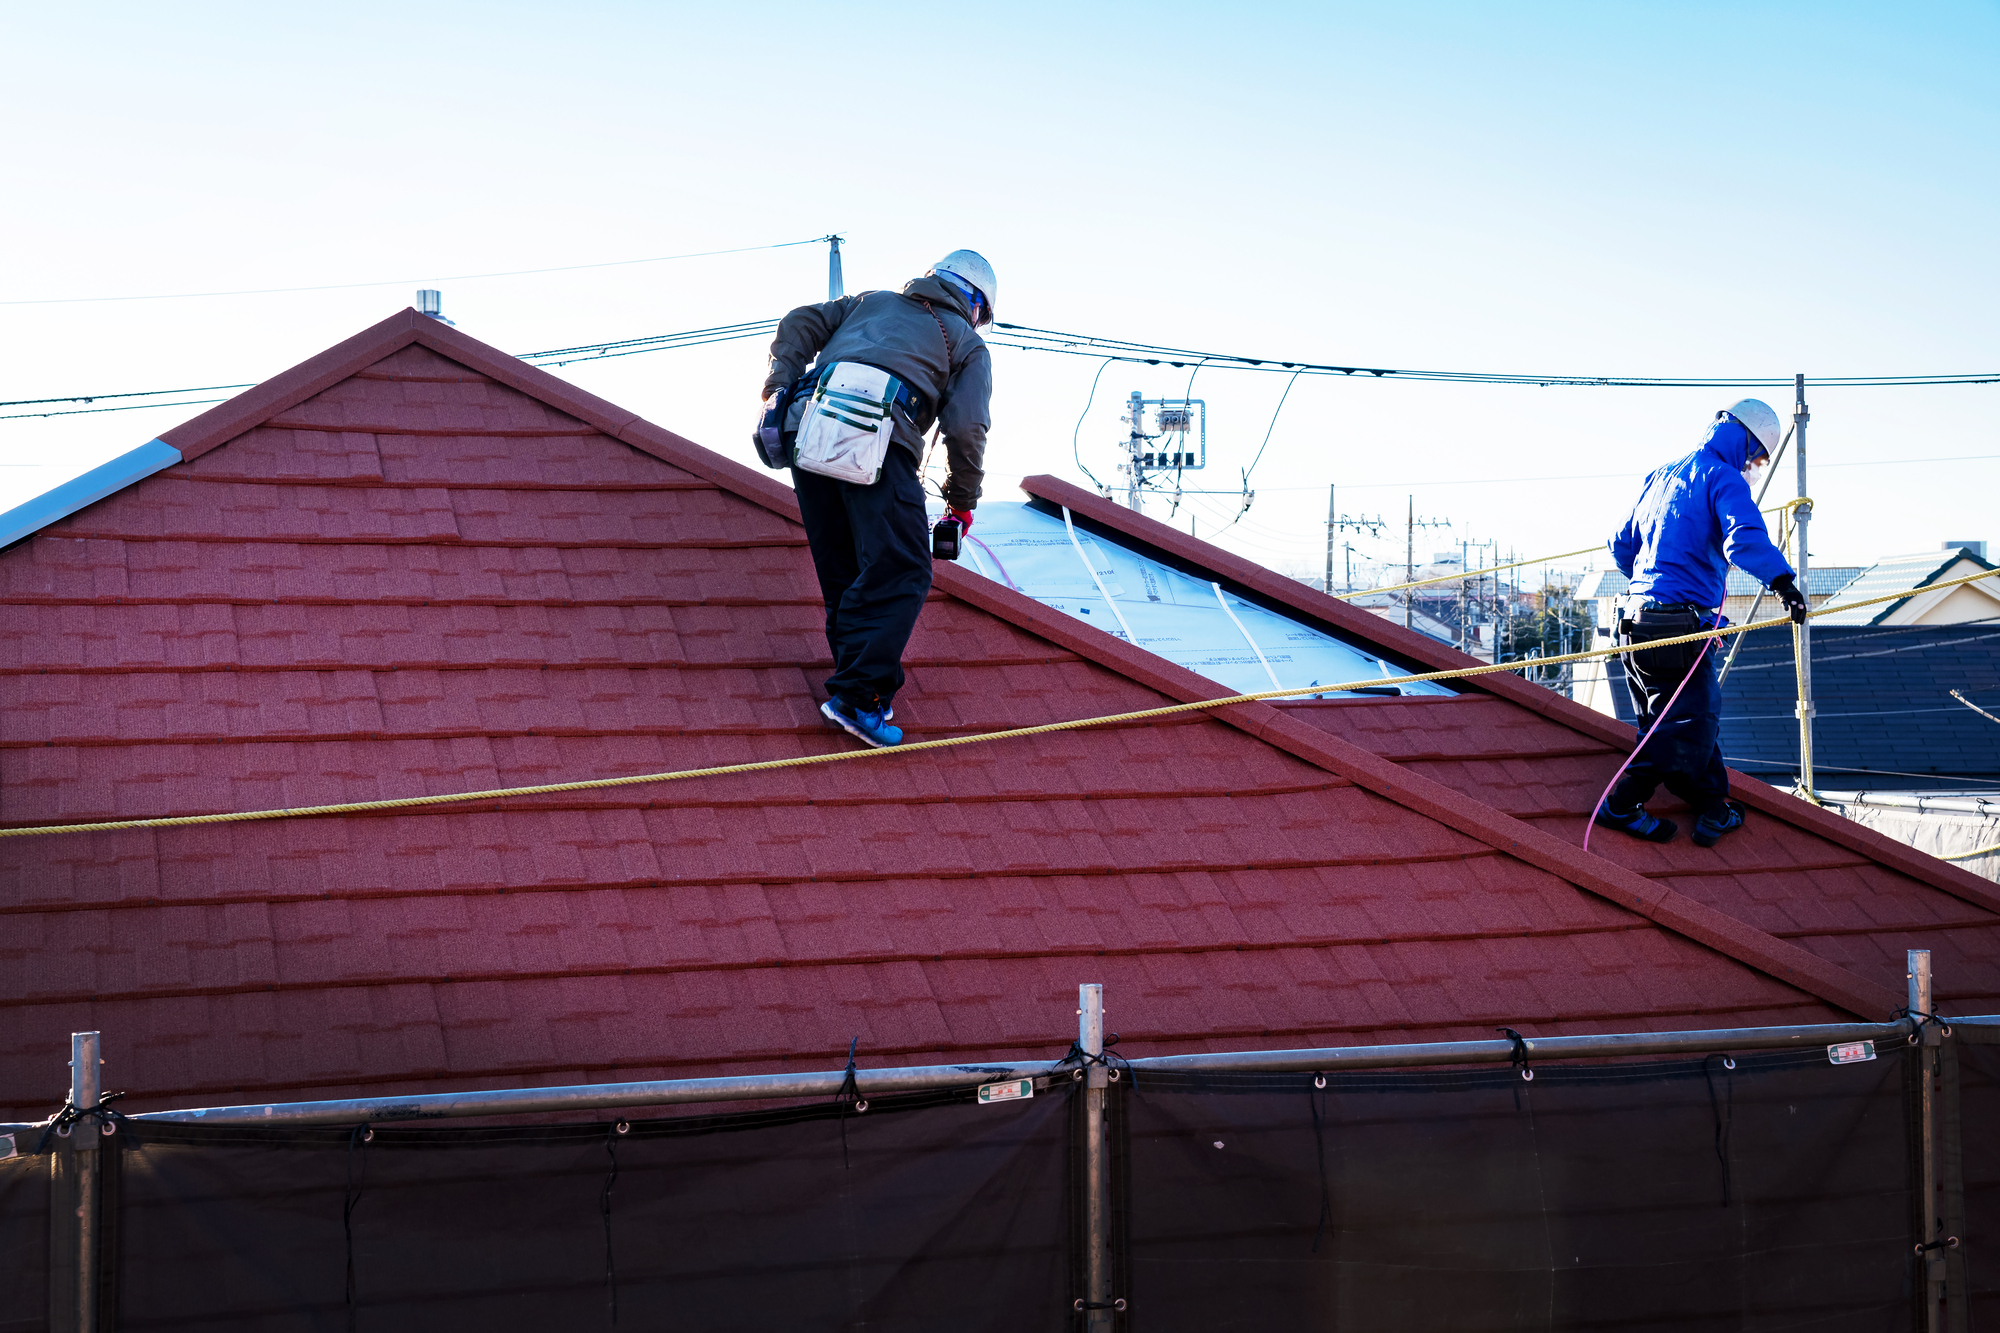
[[0, 437, 180, 549], [1, 1017, 1947, 1133]]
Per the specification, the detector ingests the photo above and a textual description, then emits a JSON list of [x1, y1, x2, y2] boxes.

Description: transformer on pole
[[1115, 392, 1207, 514]]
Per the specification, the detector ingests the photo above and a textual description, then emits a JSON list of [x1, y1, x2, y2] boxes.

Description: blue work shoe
[[1691, 802, 1745, 848], [1593, 800, 1678, 844], [820, 698, 903, 748]]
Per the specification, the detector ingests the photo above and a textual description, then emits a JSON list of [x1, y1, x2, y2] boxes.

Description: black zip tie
[[1894, 1005, 1954, 1039], [1916, 1237, 1962, 1253], [1073, 1298, 1128, 1312], [32, 1090, 127, 1154], [344, 1123, 372, 1332], [1497, 1028, 1534, 1081], [1056, 1033, 1129, 1083], [601, 1121, 625, 1325], [834, 1037, 866, 1169]]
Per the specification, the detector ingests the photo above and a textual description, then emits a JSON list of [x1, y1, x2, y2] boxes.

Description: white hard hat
[[1724, 398, 1781, 459], [929, 250, 996, 325]]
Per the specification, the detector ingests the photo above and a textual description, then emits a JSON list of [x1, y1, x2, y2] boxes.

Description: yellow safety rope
[[6, 565, 1996, 842], [1943, 843, 2000, 863]]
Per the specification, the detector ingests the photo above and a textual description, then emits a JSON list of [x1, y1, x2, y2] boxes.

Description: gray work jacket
[[763, 275, 992, 509]]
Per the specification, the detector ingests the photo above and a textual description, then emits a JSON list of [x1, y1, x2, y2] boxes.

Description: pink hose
[[1582, 615, 1721, 854]]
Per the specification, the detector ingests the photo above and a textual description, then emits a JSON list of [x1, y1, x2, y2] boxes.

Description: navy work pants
[[1609, 610, 1730, 816], [792, 448, 934, 711]]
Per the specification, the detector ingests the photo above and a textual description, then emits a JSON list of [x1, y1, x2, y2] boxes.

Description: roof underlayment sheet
[[932, 499, 1453, 699]]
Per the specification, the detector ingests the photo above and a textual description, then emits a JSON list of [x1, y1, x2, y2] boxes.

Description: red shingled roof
[[2, 310, 1992, 1119]]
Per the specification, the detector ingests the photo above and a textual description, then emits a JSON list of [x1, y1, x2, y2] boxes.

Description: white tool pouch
[[793, 362, 904, 485]]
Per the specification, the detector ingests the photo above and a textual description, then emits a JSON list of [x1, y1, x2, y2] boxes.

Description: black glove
[[1771, 573, 1809, 624]]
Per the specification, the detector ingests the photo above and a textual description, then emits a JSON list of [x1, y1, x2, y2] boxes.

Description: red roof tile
[[0, 311, 1980, 1119]]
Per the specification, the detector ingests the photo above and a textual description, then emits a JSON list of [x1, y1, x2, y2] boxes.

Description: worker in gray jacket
[[761, 250, 996, 748]]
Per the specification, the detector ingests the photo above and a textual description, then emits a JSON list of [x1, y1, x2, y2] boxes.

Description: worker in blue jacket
[[1598, 399, 1809, 847]]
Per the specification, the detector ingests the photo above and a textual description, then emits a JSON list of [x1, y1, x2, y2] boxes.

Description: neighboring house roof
[[1716, 625, 2000, 791], [1575, 567, 1862, 602], [1574, 569, 1626, 601], [1814, 548, 2000, 625], [3, 310, 1995, 1121]]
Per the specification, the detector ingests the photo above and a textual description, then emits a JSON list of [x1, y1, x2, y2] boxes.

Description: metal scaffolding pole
[[1793, 374, 1818, 798], [1911, 950, 1944, 1333], [2, 1018, 1937, 1135], [1078, 983, 1116, 1329], [50, 1031, 102, 1333]]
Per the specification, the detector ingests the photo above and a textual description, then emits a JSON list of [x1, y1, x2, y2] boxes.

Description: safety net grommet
[[1723, 1057, 1736, 1070], [854, 1100, 868, 1113], [1314, 1073, 1327, 1089], [99, 1120, 116, 1136], [1108, 1068, 1121, 1082], [614, 1120, 630, 1135]]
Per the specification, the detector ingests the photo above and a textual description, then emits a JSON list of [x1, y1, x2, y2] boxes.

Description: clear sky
[[4, 1, 1994, 583]]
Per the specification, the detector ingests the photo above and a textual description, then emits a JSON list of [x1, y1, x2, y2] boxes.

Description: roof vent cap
[[416, 289, 456, 326]]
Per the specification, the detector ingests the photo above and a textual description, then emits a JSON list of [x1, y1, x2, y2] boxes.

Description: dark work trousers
[[792, 448, 934, 711], [1610, 608, 1729, 816]]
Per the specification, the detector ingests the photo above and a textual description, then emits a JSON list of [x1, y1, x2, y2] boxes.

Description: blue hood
[[1609, 416, 1794, 607], [1701, 415, 1758, 472]]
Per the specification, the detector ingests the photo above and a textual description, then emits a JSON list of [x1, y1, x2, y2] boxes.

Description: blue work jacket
[[1609, 417, 1794, 608]]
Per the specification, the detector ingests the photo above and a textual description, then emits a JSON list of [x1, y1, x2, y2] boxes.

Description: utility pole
[[1126, 392, 1146, 514], [1464, 536, 1480, 648], [1395, 497, 1450, 632], [1794, 374, 1816, 799], [1405, 496, 1415, 631], [1324, 488, 1384, 594], [1325, 485, 1336, 593], [827, 236, 844, 300]]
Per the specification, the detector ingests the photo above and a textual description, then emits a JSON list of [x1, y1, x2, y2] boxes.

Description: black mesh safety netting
[[6, 1083, 1072, 1332], [0, 1128, 51, 1333], [1119, 1046, 1921, 1333], [1958, 1033, 2000, 1330], [6, 1037, 1995, 1331]]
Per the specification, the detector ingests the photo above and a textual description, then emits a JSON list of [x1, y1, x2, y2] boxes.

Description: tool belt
[[761, 362, 927, 480], [1615, 598, 1716, 682]]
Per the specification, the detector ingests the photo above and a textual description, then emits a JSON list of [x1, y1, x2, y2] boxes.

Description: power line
[[0, 383, 255, 408], [985, 323, 2000, 389], [1, 237, 836, 306], [16, 308, 2000, 422], [2, 320, 783, 418], [1, 397, 232, 421]]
